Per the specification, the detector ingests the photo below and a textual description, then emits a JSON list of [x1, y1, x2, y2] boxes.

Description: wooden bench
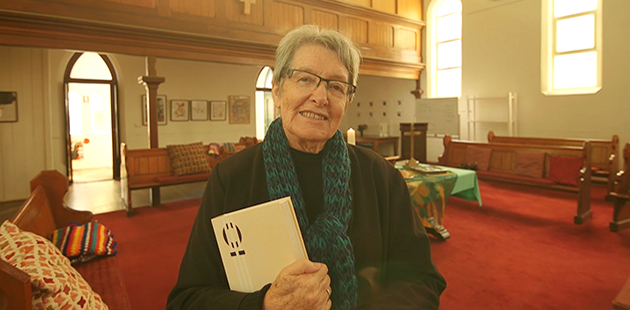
[[120, 139, 259, 216], [438, 135, 593, 224], [488, 131, 618, 198], [609, 143, 630, 232], [0, 170, 131, 310], [120, 143, 220, 216]]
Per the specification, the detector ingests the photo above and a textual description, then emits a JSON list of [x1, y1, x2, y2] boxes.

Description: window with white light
[[427, 0, 462, 98], [542, 0, 601, 95]]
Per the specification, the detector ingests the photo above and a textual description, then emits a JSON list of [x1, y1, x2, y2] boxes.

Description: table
[[396, 163, 482, 240], [355, 135, 399, 156]]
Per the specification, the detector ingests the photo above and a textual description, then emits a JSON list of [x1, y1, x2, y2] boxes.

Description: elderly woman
[[167, 25, 446, 310]]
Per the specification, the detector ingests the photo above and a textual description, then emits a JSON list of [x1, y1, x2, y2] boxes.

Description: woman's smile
[[299, 111, 327, 121]]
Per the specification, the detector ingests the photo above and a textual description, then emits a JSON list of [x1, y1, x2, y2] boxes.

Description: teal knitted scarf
[[263, 118, 358, 309]]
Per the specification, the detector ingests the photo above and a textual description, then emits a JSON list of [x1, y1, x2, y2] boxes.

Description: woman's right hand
[[263, 258, 332, 310]]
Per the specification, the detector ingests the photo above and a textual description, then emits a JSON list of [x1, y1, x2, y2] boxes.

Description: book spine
[[280, 200, 308, 260]]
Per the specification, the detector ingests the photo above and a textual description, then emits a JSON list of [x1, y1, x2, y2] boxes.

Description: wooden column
[[137, 56, 165, 207], [410, 74, 424, 99], [138, 57, 165, 149]]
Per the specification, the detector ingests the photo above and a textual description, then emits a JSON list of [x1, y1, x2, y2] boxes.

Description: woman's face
[[272, 44, 350, 154]]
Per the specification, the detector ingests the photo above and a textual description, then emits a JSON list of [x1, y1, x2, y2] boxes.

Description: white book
[[211, 196, 308, 292]]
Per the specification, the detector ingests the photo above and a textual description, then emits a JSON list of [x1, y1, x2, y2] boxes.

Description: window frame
[[427, 0, 462, 99], [541, 0, 602, 96]]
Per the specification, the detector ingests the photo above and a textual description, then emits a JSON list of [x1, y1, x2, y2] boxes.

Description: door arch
[[63, 52, 121, 183]]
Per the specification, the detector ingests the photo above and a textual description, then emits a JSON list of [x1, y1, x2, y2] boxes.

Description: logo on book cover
[[222, 222, 246, 257]]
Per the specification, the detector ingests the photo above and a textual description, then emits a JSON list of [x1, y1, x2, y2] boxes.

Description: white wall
[[459, 0, 630, 143], [417, 0, 630, 163], [117, 56, 261, 148], [0, 48, 262, 202], [341, 75, 418, 156], [0, 47, 48, 201]]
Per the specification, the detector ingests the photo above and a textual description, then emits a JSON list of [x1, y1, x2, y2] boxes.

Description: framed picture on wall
[[191, 100, 209, 121], [210, 100, 227, 121], [141, 94, 167, 126], [228, 96, 250, 124], [170, 100, 189, 121]]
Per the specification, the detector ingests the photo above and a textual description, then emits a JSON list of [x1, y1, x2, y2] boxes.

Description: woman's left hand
[[262, 258, 332, 310]]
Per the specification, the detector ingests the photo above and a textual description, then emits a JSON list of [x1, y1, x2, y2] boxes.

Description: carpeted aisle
[[94, 198, 201, 310], [93, 182, 630, 310]]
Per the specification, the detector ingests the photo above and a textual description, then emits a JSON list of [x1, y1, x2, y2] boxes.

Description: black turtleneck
[[289, 147, 324, 224]]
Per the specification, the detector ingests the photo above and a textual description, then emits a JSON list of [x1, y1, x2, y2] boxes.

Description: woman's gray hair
[[273, 24, 362, 93]]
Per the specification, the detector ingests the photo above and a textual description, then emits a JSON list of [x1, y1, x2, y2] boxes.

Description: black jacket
[[167, 143, 446, 309]]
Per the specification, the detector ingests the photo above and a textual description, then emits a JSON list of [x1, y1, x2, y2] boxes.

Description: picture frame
[[0, 91, 18, 123], [190, 100, 209, 121], [170, 100, 189, 121], [228, 96, 250, 124], [210, 100, 227, 121], [141, 94, 167, 126]]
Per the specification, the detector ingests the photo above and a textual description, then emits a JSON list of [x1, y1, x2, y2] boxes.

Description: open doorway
[[64, 52, 120, 183]]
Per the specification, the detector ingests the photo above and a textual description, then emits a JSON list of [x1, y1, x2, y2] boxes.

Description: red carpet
[[93, 199, 200, 310], [433, 181, 630, 310], [93, 182, 630, 310]]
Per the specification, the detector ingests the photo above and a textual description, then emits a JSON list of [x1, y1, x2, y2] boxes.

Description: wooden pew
[[488, 131, 618, 198], [609, 143, 630, 232], [438, 135, 593, 224], [120, 140, 258, 215], [0, 170, 130, 310], [120, 143, 217, 216]]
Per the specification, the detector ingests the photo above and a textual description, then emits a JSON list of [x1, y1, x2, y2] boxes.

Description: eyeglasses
[[285, 69, 357, 101]]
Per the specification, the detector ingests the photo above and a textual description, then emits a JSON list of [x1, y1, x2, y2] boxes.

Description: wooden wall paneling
[[12, 0, 159, 17], [397, 0, 422, 21], [372, 0, 396, 15], [270, 1, 303, 32], [342, 0, 371, 9], [226, 0, 263, 25], [170, 0, 215, 18], [0, 10, 278, 64], [359, 58, 423, 79], [345, 17, 369, 44], [311, 9, 339, 30], [105, 0, 156, 8], [396, 26, 419, 51], [369, 22, 394, 48], [0, 0, 425, 79]]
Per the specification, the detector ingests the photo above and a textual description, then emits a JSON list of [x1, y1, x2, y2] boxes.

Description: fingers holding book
[[263, 259, 332, 310]]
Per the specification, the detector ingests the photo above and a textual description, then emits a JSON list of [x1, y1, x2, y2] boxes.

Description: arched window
[[255, 66, 277, 140], [541, 0, 602, 95], [427, 0, 462, 98]]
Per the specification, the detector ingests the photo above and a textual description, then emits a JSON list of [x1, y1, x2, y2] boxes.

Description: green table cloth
[[396, 163, 482, 239]]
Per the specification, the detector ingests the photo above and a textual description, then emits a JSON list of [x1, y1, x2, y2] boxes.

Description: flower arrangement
[[357, 124, 368, 137]]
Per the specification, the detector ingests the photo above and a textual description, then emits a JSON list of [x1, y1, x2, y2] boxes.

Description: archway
[[63, 52, 121, 183]]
